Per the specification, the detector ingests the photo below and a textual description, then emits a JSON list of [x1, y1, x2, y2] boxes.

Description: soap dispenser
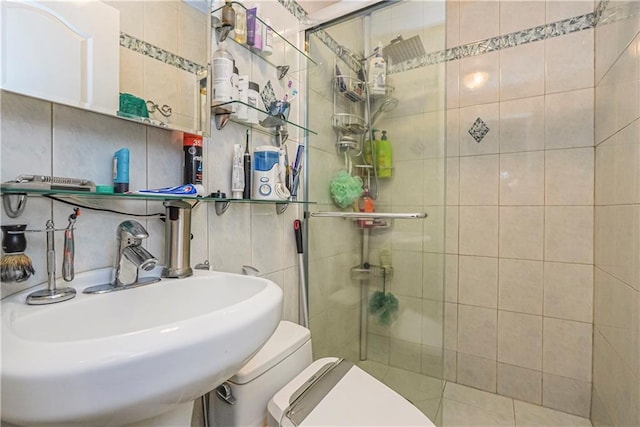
[[376, 130, 392, 178]]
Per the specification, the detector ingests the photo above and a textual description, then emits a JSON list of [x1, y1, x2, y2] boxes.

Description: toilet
[[209, 321, 435, 427]]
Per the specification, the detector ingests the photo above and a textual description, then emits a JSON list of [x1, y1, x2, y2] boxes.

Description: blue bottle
[[113, 148, 129, 193]]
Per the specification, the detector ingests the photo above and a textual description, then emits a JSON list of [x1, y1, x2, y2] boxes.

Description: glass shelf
[[212, 100, 316, 134], [211, 1, 316, 74], [0, 187, 314, 216]]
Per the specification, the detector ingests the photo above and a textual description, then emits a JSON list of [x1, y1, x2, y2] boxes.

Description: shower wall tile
[[544, 206, 594, 264], [391, 159, 425, 205], [543, 261, 594, 323], [499, 1, 545, 35], [459, 206, 499, 257], [459, 52, 499, 107], [456, 352, 497, 393], [446, 157, 459, 205], [421, 344, 444, 379], [459, 155, 499, 205], [423, 252, 445, 301], [497, 362, 542, 405], [445, 206, 459, 254], [390, 295, 424, 344], [499, 42, 545, 101], [446, 0, 460, 49], [545, 147, 595, 205], [445, 254, 459, 303], [424, 157, 446, 206], [499, 96, 545, 153], [499, 151, 545, 205], [498, 258, 543, 315], [444, 302, 458, 350], [545, 29, 594, 94], [458, 255, 498, 309], [497, 311, 542, 370], [458, 0, 499, 45], [459, 102, 500, 156], [422, 299, 444, 348], [367, 333, 390, 365], [543, 317, 593, 382], [542, 373, 592, 417], [391, 250, 424, 298], [546, 0, 594, 23], [499, 206, 544, 260], [390, 338, 421, 373], [447, 108, 460, 158], [545, 88, 594, 149], [457, 304, 497, 360], [424, 205, 446, 253], [444, 349, 457, 382]]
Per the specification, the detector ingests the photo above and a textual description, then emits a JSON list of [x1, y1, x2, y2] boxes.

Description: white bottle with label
[[262, 18, 273, 56], [368, 42, 386, 96], [237, 75, 249, 121], [212, 42, 234, 104]]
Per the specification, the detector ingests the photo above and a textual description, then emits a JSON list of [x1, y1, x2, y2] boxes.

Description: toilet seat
[[268, 357, 436, 427]]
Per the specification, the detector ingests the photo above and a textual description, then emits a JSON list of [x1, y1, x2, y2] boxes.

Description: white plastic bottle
[[262, 18, 273, 56], [368, 42, 386, 96], [212, 42, 234, 104]]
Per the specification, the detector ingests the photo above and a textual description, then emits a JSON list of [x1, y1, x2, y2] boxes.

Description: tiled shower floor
[[358, 361, 593, 427]]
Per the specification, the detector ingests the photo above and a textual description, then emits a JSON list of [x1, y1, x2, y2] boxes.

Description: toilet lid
[[268, 357, 436, 427]]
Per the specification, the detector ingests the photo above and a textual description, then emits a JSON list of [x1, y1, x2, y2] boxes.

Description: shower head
[[382, 35, 426, 65], [370, 97, 399, 127]]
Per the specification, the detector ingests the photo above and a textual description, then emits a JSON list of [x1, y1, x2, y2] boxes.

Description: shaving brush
[[1, 225, 35, 282]]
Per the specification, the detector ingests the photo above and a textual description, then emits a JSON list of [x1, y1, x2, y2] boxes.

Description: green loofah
[[118, 93, 149, 118], [369, 291, 399, 326], [329, 171, 363, 208]]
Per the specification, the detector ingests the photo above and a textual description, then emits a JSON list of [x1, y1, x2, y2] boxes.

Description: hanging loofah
[[329, 171, 363, 208], [369, 291, 399, 326]]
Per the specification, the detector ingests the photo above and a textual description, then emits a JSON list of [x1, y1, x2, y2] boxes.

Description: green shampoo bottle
[[376, 130, 392, 178]]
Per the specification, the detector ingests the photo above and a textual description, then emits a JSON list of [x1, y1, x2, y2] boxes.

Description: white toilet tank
[[209, 321, 312, 427]]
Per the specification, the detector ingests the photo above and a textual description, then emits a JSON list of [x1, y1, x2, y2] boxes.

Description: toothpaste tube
[[132, 184, 202, 197]]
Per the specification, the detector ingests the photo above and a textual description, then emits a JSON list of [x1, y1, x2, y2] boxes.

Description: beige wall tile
[[422, 299, 444, 348], [498, 258, 543, 315], [514, 400, 593, 427], [458, 304, 497, 359], [500, 42, 545, 100], [500, 151, 545, 205], [445, 254, 459, 303], [546, 30, 594, 94], [458, 0, 499, 45], [390, 338, 421, 373], [543, 317, 593, 382], [546, 0, 594, 23], [459, 255, 498, 309], [459, 206, 499, 257], [499, 95, 545, 153], [459, 52, 500, 108], [543, 372, 592, 417], [499, 1, 545, 34], [545, 147, 595, 206], [456, 352, 497, 393], [460, 155, 499, 205], [499, 206, 544, 260], [446, 156, 459, 206], [497, 311, 543, 370], [544, 262, 594, 322], [497, 362, 542, 404], [445, 302, 458, 351], [545, 89, 594, 150], [545, 206, 594, 264]]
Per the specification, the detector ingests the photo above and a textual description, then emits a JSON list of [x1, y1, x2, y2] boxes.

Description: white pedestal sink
[[1, 268, 283, 426]]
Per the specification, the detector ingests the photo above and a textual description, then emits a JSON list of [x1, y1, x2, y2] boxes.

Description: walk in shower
[[305, 1, 446, 420]]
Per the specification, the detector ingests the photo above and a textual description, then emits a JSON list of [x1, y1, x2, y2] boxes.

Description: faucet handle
[[117, 220, 149, 241]]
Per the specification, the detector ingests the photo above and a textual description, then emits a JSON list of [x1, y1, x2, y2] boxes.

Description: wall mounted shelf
[[212, 100, 316, 134], [0, 187, 313, 216]]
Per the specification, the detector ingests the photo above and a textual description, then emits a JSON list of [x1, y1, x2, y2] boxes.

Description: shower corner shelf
[[334, 76, 366, 103], [332, 113, 366, 135], [350, 264, 393, 281]]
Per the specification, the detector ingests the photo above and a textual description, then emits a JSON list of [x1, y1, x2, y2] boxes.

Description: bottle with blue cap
[[113, 148, 129, 193]]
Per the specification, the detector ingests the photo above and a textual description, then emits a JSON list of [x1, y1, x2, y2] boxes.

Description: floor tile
[[442, 398, 515, 426], [514, 400, 593, 427]]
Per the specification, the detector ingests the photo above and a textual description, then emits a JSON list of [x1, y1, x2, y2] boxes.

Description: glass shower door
[[305, 1, 446, 422]]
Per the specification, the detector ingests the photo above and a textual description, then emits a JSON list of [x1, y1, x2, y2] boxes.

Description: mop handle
[[294, 220, 309, 328], [294, 219, 303, 254]]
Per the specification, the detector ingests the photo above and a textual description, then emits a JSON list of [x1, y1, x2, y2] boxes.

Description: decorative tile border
[[289, 0, 634, 76], [388, 12, 596, 74], [120, 33, 206, 75]]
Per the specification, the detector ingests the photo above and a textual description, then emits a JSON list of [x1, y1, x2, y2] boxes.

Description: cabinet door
[[0, 0, 120, 114]]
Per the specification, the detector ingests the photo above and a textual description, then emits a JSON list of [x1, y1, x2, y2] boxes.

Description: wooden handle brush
[[1, 224, 35, 282]]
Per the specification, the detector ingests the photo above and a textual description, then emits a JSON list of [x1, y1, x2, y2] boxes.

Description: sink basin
[[1, 268, 283, 426]]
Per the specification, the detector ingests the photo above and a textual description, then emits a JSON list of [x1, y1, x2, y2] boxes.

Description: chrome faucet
[[84, 220, 160, 294], [114, 220, 158, 286]]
